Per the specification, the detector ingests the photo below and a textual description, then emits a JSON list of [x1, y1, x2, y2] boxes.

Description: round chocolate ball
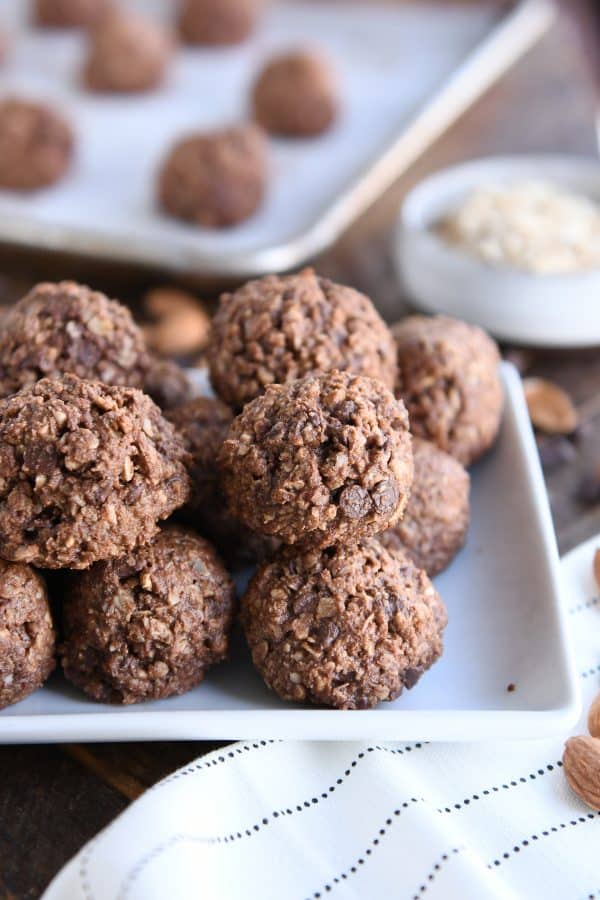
[[392, 315, 503, 466], [0, 98, 73, 191], [166, 395, 233, 517], [60, 526, 235, 704], [143, 357, 193, 412], [241, 539, 446, 709], [179, 0, 261, 46], [0, 561, 55, 709], [34, 0, 109, 28], [208, 268, 397, 411], [0, 375, 190, 569], [0, 280, 189, 410], [379, 438, 469, 576], [252, 50, 337, 137], [84, 9, 173, 93], [158, 124, 267, 228], [0, 281, 150, 400], [218, 370, 413, 547]]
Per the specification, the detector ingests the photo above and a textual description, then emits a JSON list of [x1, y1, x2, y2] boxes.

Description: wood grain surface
[[0, 14, 598, 899]]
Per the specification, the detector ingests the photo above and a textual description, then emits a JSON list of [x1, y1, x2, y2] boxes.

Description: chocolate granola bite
[[242, 539, 446, 709], [178, 0, 261, 45], [208, 269, 397, 410], [60, 526, 235, 704], [167, 396, 233, 515], [84, 8, 173, 93], [0, 98, 73, 191], [0, 281, 152, 400], [392, 315, 503, 467], [34, 0, 108, 28], [219, 370, 413, 547], [0, 561, 55, 709], [158, 124, 267, 228], [143, 358, 192, 411], [0, 375, 190, 569], [252, 50, 337, 137], [0, 279, 188, 410], [167, 396, 278, 565], [379, 438, 469, 576]]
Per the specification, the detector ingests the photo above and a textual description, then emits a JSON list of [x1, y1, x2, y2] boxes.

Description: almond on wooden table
[[594, 549, 600, 592], [142, 286, 211, 357], [523, 377, 578, 435], [562, 736, 600, 809], [588, 693, 600, 739]]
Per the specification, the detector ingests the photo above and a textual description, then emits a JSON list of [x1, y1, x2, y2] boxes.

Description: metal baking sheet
[[0, 0, 554, 279]]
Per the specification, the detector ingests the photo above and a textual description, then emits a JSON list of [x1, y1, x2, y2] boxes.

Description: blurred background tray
[[0, 0, 553, 280]]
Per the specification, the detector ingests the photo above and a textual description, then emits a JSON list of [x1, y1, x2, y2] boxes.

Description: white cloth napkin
[[44, 539, 600, 900]]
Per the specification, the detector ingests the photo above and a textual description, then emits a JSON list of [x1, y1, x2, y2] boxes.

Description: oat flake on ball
[[241, 539, 447, 709], [0, 560, 55, 710], [208, 268, 397, 411], [60, 527, 235, 704], [218, 370, 413, 547], [0, 375, 190, 569]]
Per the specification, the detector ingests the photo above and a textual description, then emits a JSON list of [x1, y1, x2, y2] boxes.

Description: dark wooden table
[[0, 15, 598, 899]]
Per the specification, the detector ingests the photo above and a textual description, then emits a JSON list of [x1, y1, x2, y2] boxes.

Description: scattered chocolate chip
[[339, 484, 372, 519]]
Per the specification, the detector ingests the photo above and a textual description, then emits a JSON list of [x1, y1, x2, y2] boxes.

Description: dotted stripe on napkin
[[488, 811, 600, 869]]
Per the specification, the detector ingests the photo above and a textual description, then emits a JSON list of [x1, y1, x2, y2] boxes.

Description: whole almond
[[144, 286, 201, 317], [562, 735, 600, 809], [142, 287, 211, 356], [594, 549, 600, 591], [523, 377, 578, 434], [588, 693, 600, 739]]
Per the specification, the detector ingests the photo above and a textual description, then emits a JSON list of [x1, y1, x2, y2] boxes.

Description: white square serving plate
[[0, 363, 580, 743]]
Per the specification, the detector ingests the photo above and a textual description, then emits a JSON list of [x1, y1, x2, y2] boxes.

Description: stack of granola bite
[[0, 269, 503, 711]]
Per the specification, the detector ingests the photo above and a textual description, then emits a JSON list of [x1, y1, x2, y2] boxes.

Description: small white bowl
[[395, 155, 600, 347]]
